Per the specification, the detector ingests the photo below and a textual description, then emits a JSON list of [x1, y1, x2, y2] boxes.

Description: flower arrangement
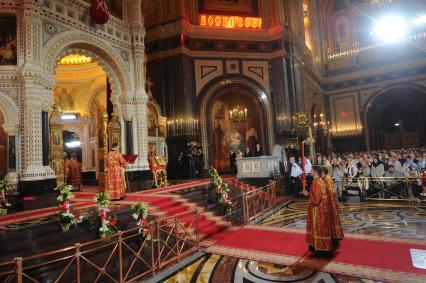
[[131, 202, 149, 233], [209, 167, 235, 213], [0, 178, 11, 215], [54, 183, 83, 231], [95, 192, 118, 238]]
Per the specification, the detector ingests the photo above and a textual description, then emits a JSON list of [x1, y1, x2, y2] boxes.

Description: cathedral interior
[[0, 0, 425, 282]]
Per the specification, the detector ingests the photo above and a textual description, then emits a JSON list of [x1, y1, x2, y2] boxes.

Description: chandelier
[[229, 106, 247, 123], [313, 113, 330, 130]]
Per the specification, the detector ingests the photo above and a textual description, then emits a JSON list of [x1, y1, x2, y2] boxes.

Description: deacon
[[301, 166, 333, 257], [106, 143, 128, 200], [322, 166, 344, 245]]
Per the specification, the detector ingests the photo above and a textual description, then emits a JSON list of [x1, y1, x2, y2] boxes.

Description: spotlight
[[413, 15, 426, 25], [373, 15, 408, 43], [394, 122, 400, 127], [65, 141, 81, 148], [61, 114, 76, 120]]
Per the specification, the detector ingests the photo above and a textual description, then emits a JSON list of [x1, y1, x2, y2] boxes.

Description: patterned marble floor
[[161, 201, 426, 283]]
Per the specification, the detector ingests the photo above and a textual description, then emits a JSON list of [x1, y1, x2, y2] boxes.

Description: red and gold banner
[[200, 14, 262, 30]]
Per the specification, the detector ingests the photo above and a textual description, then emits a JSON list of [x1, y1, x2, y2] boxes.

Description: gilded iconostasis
[[209, 88, 264, 172]]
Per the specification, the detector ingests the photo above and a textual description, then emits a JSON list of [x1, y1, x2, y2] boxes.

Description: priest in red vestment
[[322, 166, 344, 245], [301, 165, 333, 256], [106, 143, 128, 200], [67, 153, 82, 191]]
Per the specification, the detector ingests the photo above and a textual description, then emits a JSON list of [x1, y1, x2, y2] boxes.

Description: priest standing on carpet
[[67, 153, 82, 191], [301, 165, 333, 257], [322, 166, 344, 246], [106, 143, 128, 200]]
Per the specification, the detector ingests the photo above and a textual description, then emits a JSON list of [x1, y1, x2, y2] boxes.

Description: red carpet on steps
[[205, 226, 426, 283], [72, 192, 226, 238]]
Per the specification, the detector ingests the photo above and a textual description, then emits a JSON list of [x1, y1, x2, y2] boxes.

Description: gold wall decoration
[[98, 113, 108, 190], [107, 114, 121, 152], [49, 108, 65, 184], [292, 112, 309, 129]]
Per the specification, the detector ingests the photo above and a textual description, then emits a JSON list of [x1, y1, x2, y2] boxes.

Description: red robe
[[67, 160, 82, 189], [105, 151, 128, 200], [306, 177, 333, 251], [323, 176, 344, 240]]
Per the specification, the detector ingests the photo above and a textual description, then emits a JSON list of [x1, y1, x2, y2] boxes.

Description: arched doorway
[[63, 130, 82, 162], [199, 78, 274, 172], [0, 92, 18, 180], [208, 87, 266, 172], [365, 85, 426, 150], [49, 53, 110, 188]]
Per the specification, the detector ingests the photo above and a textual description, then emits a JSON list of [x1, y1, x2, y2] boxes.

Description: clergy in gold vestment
[[302, 165, 333, 254], [322, 166, 344, 244], [106, 143, 128, 200]]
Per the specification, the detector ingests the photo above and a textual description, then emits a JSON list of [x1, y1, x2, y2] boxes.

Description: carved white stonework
[[0, 0, 149, 182], [194, 59, 224, 96], [42, 33, 131, 98], [134, 96, 150, 170], [0, 91, 19, 133]]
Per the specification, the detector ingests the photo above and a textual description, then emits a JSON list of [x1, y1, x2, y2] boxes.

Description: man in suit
[[243, 147, 252, 157], [254, 143, 263, 157], [280, 153, 292, 195]]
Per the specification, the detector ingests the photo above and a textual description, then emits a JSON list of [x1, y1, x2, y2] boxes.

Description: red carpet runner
[[204, 225, 426, 283]]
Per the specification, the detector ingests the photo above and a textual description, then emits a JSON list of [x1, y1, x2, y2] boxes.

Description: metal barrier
[[0, 211, 200, 283], [242, 180, 277, 223], [340, 176, 425, 201]]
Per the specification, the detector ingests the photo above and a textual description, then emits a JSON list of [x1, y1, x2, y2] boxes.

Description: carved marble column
[[20, 79, 54, 181], [130, 0, 149, 170], [19, 0, 56, 192], [134, 96, 149, 170]]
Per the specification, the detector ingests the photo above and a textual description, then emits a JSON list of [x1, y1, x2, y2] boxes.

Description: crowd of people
[[280, 147, 426, 200]]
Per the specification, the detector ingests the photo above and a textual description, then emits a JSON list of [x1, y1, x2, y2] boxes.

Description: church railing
[[0, 211, 201, 283], [340, 176, 425, 202], [242, 180, 278, 224]]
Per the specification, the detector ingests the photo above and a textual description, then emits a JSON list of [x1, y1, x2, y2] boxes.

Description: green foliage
[[55, 183, 75, 203], [94, 192, 111, 210], [209, 167, 234, 213], [54, 183, 83, 232], [131, 202, 149, 220]]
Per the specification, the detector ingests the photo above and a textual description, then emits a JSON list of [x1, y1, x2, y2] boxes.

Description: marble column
[[130, 0, 149, 170], [19, 0, 56, 193]]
